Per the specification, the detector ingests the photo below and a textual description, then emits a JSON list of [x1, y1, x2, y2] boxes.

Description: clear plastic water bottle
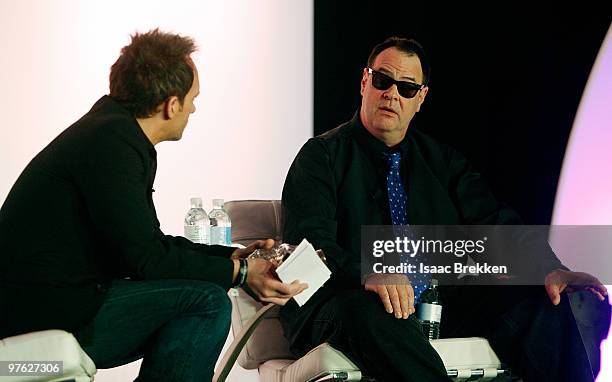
[[209, 199, 232, 245], [184, 197, 210, 244], [416, 279, 442, 340]]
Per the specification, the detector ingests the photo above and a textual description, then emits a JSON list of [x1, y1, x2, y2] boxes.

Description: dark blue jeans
[[74, 279, 231, 382]]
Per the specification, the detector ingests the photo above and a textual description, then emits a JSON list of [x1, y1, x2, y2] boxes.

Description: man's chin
[[166, 134, 182, 142], [372, 119, 400, 133], [172, 129, 186, 141]]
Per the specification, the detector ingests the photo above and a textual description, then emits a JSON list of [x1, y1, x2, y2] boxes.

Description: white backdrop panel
[[0, 1, 313, 381]]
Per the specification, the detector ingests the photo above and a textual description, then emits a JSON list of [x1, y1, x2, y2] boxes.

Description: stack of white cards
[[275, 238, 331, 306]]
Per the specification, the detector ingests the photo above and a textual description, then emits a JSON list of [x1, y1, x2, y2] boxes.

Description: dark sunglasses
[[367, 68, 425, 99]]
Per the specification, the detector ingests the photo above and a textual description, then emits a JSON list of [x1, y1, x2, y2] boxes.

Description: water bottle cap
[[190, 197, 203, 208], [212, 199, 224, 208]]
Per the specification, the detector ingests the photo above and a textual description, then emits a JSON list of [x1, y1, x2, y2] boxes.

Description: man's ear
[[163, 96, 180, 119], [415, 86, 429, 112], [360, 68, 368, 96]]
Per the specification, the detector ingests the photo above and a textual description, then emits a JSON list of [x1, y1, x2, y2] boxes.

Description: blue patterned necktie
[[383, 151, 429, 302]]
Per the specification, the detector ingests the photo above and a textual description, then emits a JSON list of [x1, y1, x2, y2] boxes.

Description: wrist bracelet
[[234, 258, 248, 288]]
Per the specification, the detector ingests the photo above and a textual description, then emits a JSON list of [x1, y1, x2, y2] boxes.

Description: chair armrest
[[0, 330, 96, 382], [213, 303, 279, 382]]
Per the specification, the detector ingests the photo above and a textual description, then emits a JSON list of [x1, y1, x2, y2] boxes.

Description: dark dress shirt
[[0, 96, 235, 338], [279, 111, 565, 347]]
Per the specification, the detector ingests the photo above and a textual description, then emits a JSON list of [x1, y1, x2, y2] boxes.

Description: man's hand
[[365, 273, 415, 319], [231, 238, 275, 259], [230, 238, 308, 305], [246, 258, 308, 305], [545, 269, 608, 305]]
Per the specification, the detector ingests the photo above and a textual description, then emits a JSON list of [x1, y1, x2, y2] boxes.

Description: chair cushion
[[0, 330, 96, 382], [230, 288, 295, 369], [258, 343, 361, 382]]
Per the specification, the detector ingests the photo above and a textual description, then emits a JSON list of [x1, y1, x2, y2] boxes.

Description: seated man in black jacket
[[279, 36, 610, 381], [0, 29, 306, 382]]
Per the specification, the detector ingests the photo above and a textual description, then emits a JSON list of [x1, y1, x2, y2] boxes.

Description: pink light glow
[[551, 25, 612, 382]]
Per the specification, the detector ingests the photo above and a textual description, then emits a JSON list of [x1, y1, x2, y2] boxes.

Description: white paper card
[[276, 238, 331, 306]]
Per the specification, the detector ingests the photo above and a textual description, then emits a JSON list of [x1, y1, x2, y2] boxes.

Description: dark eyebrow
[[376, 67, 417, 83]]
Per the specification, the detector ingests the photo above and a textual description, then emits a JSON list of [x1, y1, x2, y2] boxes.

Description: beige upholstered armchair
[[213, 200, 510, 382]]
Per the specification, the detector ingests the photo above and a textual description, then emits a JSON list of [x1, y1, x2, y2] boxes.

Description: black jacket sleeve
[[74, 131, 235, 289], [282, 138, 359, 283]]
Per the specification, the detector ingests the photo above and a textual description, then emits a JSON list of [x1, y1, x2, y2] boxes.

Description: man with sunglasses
[[279, 36, 609, 381]]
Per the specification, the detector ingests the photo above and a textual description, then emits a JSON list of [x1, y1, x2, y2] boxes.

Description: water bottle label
[[211, 226, 232, 246], [225, 227, 232, 244], [185, 225, 210, 244], [416, 303, 442, 322]]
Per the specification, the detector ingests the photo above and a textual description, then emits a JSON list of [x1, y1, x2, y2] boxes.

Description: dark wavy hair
[[109, 28, 197, 118], [367, 36, 430, 85]]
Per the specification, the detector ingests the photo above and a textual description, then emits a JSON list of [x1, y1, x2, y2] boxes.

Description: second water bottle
[[209, 199, 232, 246]]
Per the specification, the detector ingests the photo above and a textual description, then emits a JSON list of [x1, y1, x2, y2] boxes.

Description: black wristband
[[233, 258, 248, 288]]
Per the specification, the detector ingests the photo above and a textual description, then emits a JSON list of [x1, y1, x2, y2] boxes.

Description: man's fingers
[[407, 285, 415, 315], [548, 282, 568, 305], [545, 282, 566, 305], [290, 279, 309, 295], [263, 278, 307, 297], [364, 275, 418, 317], [550, 293, 561, 305], [398, 285, 410, 319], [387, 286, 403, 318], [378, 286, 393, 314], [543, 270, 609, 305], [246, 240, 265, 251], [545, 270, 563, 305], [259, 238, 275, 250], [240, 239, 276, 257], [255, 280, 308, 306], [592, 282, 608, 297], [588, 287, 606, 301]]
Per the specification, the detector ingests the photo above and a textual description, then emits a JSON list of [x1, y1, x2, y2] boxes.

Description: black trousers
[[290, 286, 610, 382]]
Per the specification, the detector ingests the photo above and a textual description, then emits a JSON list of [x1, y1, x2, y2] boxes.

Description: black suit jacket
[[279, 111, 565, 347], [0, 96, 235, 338]]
